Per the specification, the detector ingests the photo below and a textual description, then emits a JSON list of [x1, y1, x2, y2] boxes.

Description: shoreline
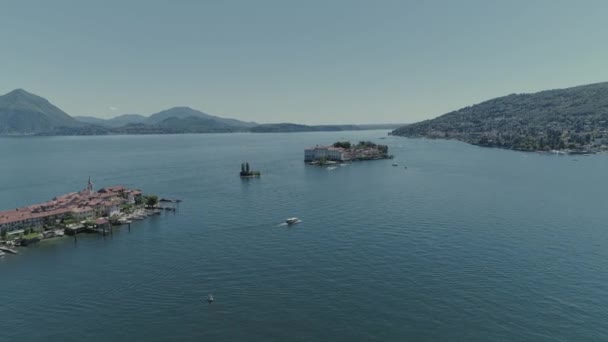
[[0, 205, 176, 255], [391, 134, 603, 155], [0, 181, 179, 256]]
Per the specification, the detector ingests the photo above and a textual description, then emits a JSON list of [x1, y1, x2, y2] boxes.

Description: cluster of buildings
[[304, 146, 346, 162], [304, 144, 391, 162], [0, 178, 142, 236]]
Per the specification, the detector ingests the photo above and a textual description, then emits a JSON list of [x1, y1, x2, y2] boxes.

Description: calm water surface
[[1, 131, 608, 341]]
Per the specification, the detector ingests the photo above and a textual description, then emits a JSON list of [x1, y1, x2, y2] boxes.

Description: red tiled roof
[[95, 218, 109, 225], [0, 184, 137, 226], [100, 186, 125, 193]]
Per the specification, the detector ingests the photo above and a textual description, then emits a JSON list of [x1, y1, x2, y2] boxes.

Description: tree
[[120, 203, 134, 213], [109, 215, 121, 226], [333, 141, 351, 149], [62, 213, 76, 225], [146, 195, 158, 208]]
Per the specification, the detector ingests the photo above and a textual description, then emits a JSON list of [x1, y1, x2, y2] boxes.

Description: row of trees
[[333, 141, 351, 149], [332, 140, 389, 155]]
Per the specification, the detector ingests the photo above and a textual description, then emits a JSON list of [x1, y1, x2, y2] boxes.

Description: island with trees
[[305, 140, 392, 164], [240, 162, 261, 177]]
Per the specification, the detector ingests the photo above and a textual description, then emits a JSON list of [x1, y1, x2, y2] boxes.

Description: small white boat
[[0, 246, 18, 254], [286, 217, 301, 225], [392, 163, 399, 166], [208, 294, 214, 303]]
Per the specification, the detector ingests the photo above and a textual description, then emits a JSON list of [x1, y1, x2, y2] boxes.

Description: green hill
[[0, 89, 82, 134], [147, 106, 256, 128], [157, 116, 243, 133], [391, 82, 608, 152]]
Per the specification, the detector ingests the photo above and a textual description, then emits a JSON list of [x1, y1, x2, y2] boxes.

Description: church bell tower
[[87, 177, 94, 195]]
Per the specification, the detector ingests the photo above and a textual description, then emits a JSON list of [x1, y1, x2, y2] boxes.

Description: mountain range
[[391, 82, 608, 152], [0, 89, 400, 135]]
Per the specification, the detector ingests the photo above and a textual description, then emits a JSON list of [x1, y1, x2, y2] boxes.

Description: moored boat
[[0, 246, 19, 254]]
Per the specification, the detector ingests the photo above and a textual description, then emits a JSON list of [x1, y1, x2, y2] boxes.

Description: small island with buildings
[[0, 178, 172, 251], [240, 162, 261, 177], [304, 141, 393, 164]]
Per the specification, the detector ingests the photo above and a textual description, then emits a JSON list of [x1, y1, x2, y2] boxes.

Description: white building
[[304, 146, 345, 162], [72, 207, 96, 221]]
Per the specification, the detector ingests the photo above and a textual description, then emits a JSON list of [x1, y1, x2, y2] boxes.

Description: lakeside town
[[0, 178, 173, 253], [304, 140, 393, 164]]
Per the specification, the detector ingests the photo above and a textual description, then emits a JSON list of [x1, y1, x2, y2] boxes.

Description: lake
[[1, 131, 608, 341]]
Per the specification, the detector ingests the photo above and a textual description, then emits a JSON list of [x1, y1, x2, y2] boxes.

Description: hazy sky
[[1, 0, 608, 124]]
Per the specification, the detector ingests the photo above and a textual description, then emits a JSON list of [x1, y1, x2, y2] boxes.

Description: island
[[0, 178, 173, 249], [391, 81, 608, 154], [304, 141, 393, 164], [240, 162, 261, 177]]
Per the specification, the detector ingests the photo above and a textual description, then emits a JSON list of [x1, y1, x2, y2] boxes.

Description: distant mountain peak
[[147, 106, 255, 128], [7, 88, 30, 95], [4, 88, 41, 100], [0, 89, 81, 134], [168, 106, 194, 110]]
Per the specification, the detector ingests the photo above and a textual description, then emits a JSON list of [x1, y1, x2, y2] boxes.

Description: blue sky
[[1, 0, 607, 124]]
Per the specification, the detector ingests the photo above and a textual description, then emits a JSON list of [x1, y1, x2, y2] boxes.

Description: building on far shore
[[0, 178, 142, 235], [304, 146, 345, 162]]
